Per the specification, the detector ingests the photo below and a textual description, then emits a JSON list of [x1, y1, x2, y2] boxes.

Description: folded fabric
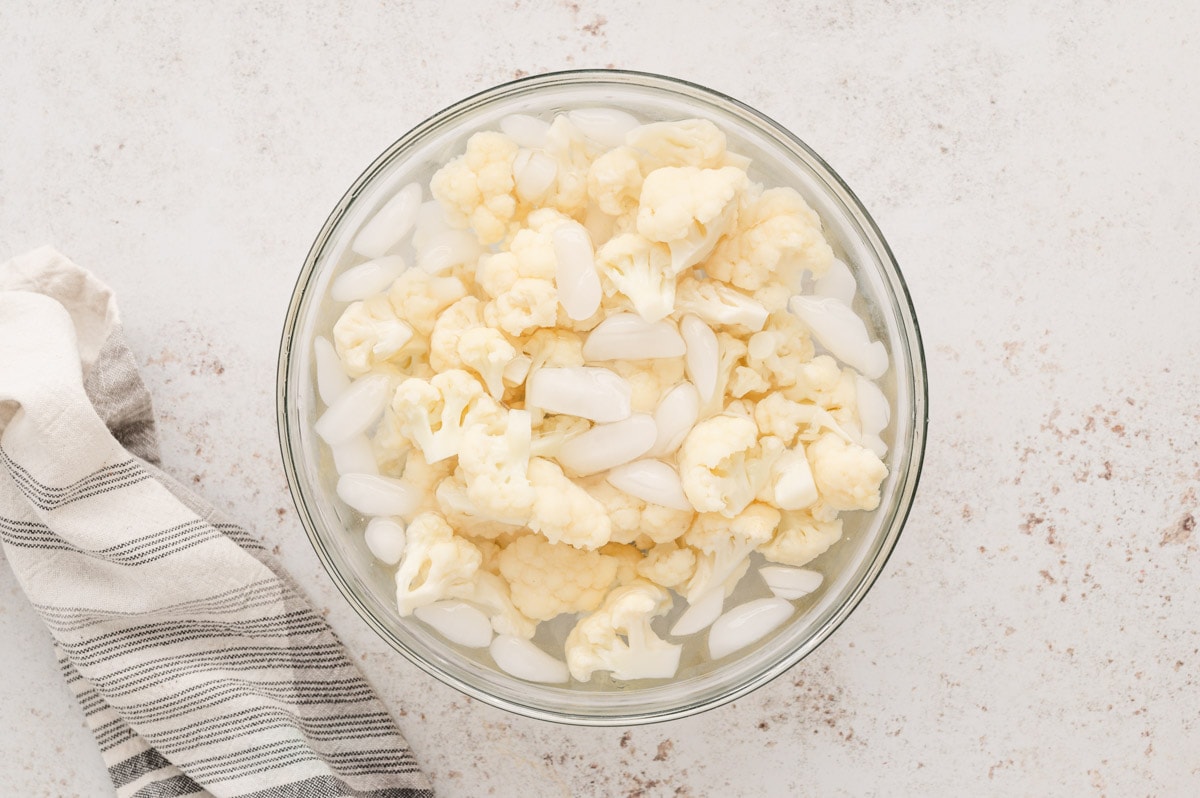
[[0, 247, 433, 798]]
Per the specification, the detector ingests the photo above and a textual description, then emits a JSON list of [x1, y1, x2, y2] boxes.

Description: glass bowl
[[276, 69, 927, 725]]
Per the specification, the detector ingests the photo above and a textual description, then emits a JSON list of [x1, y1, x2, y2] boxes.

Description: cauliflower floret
[[585, 478, 694, 545], [780, 355, 855, 408], [521, 328, 585, 370], [682, 503, 780, 602], [397, 448, 455, 520], [540, 115, 603, 219], [677, 415, 784, 517], [462, 570, 538, 638], [756, 509, 843, 568], [530, 413, 592, 459], [607, 358, 686, 414], [429, 296, 520, 399], [332, 296, 416, 377], [745, 311, 816, 388], [625, 119, 729, 170], [435, 469, 526, 540], [807, 433, 888, 511], [754, 392, 856, 446], [390, 369, 503, 462], [526, 457, 612, 549], [705, 186, 834, 291], [636, 541, 697, 589], [497, 534, 618, 621], [565, 581, 681, 682], [636, 166, 747, 274], [430, 131, 520, 244], [594, 233, 675, 323], [587, 146, 644, 218], [728, 365, 771, 399], [475, 208, 575, 298], [388, 269, 469, 337], [457, 409, 537, 524], [600, 542, 644, 586], [674, 275, 769, 334], [394, 512, 482, 615], [483, 277, 559, 337]]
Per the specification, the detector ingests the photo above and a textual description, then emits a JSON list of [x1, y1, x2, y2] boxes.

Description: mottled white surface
[[2, 1, 1198, 795]]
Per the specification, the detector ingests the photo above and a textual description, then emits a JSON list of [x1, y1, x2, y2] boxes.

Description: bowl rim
[[276, 67, 929, 726]]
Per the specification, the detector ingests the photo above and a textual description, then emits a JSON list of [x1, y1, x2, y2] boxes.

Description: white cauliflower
[[483, 277, 559, 337], [388, 269, 469, 337], [674, 275, 769, 334], [625, 119, 729, 170], [636, 166, 747, 273], [430, 131, 520, 244], [756, 509, 843, 568], [807, 433, 888, 511], [636, 541, 697, 589], [594, 233, 676, 322], [435, 469, 526, 540], [497, 534, 618, 621], [397, 448, 455, 520], [744, 311, 816, 388], [682, 503, 780, 602], [780, 355, 855, 408], [585, 478, 694, 546], [475, 207, 574, 298], [428, 296, 520, 399], [457, 409, 537, 524], [587, 146, 644, 218], [705, 186, 834, 290], [677, 415, 784, 517], [390, 369, 503, 462], [541, 115, 603, 219], [332, 295, 416, 377], [728, 365, 771, 399], [606, 357, 686, 414], [564, 581, 681, 682], [526, 457, 612, 549], [600, 542, 645, 586], [394, 512, 482, 615], [754, 392, 855, 446], [520, 328, 585, 371], [461, 570, 537, 639]]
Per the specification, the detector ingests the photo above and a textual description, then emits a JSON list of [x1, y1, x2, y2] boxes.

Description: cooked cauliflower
[[754, 392, 855, 446], [526, 457, 612, 549], [705, 187, 834, 290], [394, 512, 482, 615], [756, 509, 843, 568], [807, 433, 888, 511], [333, 295, 416, 377], [521, 328, 585, 371], [625, 119, 729, 170], [594, 233, 676, 322], [564, 581, 681, 681], [435, 469, 526, 540], [682, 502, 780, 602], [673, 275, 769, 334], [677, 415, 783, 517], [497, 534, 618, 620], [475, 207, 574, 298], [397, 448, 455, 520], [606, 357, 686, 414], [745, 311, 816, 388], [600, 542, 644, 586], [390, 369, 503, 462], [483, 277, 559, 337], [388, 269, 469, 337], [530, 413, 592, 459], [541, 115, 602, 218], [587, 146, 644, 219], [636, 541, 697, 589], [636, 166, 747, 274], [585, 478, 694, 545], [457, 409, 537, 524], [431, 131, 520, 244], [462, 570, 538, 638]]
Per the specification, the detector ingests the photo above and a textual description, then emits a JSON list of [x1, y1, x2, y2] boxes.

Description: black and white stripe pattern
[[0, 248, 431, 797]]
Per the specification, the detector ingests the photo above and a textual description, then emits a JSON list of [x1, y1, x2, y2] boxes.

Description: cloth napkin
[[0, 247, 433, 798]]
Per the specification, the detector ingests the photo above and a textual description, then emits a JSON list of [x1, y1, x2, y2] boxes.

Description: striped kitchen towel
[[0, 247, 433, 798]]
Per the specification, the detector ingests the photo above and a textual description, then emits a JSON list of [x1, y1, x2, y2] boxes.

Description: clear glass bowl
[[276, 70, 927, 725]]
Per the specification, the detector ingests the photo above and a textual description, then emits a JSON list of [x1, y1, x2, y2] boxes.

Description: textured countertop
[[2, 2, 1197, 795]]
